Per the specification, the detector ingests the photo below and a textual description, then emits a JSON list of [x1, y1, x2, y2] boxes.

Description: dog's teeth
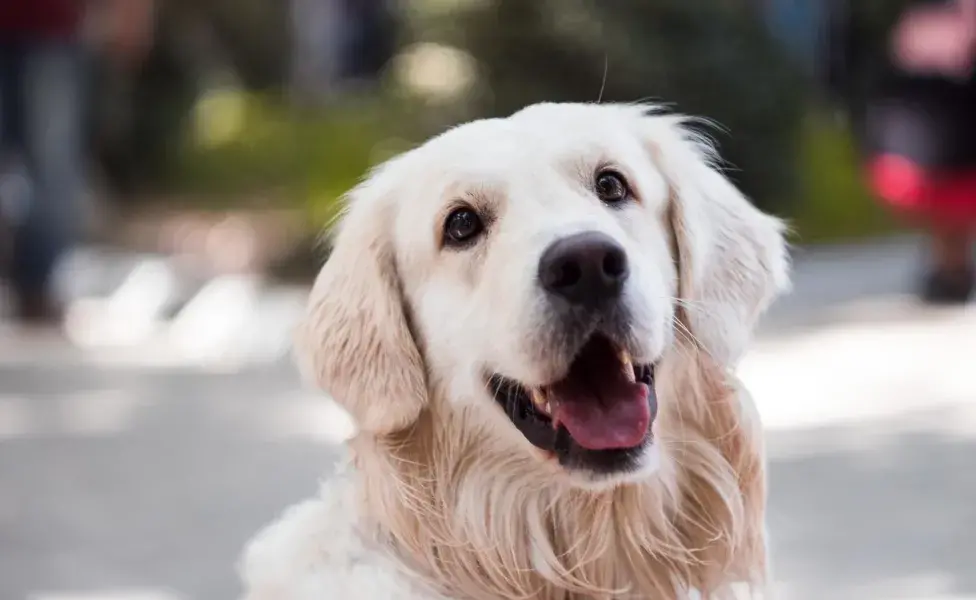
[[530, 389, 549, 414], [546, 397, 560, 428], [620, 350, 636, 382]]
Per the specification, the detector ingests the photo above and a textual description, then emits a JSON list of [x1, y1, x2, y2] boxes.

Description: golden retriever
[[239, 103, 790, 600]]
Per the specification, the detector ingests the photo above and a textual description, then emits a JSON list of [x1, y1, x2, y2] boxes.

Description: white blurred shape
[[166, 274, 262, 366], [65, 258, 179, 348], [233, 286, 307, 364], [743, 304, 976, 431], [394, 43, 476, 102], [263, 393, 357, 444]]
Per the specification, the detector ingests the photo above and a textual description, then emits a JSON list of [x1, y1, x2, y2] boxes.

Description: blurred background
[[1, 1, 975, 599]]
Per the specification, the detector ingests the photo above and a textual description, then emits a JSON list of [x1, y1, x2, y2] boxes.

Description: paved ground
[[2, 236, 975, 600]]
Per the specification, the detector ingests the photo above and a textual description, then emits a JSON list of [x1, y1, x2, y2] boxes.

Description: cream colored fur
[[240, 103, 790, 600]]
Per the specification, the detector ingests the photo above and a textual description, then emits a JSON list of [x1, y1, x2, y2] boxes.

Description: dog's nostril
[[602, 248, 627, 279], [552, 261, 582, 289]]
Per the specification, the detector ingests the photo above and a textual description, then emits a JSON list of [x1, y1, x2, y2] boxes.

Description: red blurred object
[[867, 153, 976, 226], [0, 0, 83, 39]]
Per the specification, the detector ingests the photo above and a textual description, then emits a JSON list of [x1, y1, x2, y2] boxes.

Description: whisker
[[668, 297, 710, 309], [596, 54, 609, 104], [670, 311, 715, 363]]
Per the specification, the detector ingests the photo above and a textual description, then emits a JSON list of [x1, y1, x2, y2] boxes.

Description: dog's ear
[[296, 168, 427, 435], [641, 111, 790, 365]]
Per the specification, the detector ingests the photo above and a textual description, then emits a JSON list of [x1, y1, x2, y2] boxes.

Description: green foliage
[[159, 95, 900, 246], [128, 0, 910, 247], [161, 91, 421, 225], [791, 112, 899, 243]]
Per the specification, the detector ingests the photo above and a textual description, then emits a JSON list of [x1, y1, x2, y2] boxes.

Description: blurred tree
[[84, 0, 915, 246], [417, 0, 809, 213], [94, 0, 290, 193], [93, 0, 405, 195]]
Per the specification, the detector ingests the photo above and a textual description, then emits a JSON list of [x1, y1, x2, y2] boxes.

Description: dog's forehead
[[386, 104, 671, 234], [508, 102, 638, 134], [418, 120, 529, 178], [416, 105, 648, 177]]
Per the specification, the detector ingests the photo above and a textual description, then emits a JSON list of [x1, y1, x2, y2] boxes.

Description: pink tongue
[[549, 351, 651, 451]]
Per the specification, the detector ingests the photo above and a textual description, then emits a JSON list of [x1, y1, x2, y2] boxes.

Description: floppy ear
[[295, 172, 427, 435], [643, 112, 790, 365]]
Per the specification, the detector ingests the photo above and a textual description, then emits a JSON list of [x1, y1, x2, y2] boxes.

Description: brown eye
[[444, 206, 484, 247], [595, 170, 630, 205]]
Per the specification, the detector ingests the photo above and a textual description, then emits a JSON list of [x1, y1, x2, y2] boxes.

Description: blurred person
[[0, 0, 152, 325], [338, 0, 397, 82], [290, 0, 397, 101], [827, 0, 976, 304]]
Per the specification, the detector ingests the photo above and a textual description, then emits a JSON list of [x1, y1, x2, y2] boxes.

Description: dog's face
[[300, 103, 788, 488]]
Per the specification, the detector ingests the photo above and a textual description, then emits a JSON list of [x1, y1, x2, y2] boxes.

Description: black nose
[[538, 231, 629, 309]]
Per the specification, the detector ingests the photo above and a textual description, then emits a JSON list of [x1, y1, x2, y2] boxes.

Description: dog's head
[[299, 103, 788, 488]]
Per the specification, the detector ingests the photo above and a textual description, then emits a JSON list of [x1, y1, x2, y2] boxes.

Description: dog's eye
[[595, 170, 630, 205], [444, 207, 484, 246]]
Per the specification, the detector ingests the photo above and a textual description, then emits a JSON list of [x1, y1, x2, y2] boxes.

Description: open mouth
[[487, 334, 657, 465]]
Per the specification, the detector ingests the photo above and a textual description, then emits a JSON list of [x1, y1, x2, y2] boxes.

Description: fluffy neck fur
[[349, 347, 768, 600]]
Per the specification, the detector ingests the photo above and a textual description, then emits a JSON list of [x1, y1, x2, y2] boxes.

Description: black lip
[[487, 352, 656, 475]]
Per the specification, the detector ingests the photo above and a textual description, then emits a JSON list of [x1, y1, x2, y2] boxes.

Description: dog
[[239, 103, 790, 600]]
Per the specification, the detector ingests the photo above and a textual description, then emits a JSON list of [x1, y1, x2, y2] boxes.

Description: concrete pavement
[[2, 236, 975, 600]]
